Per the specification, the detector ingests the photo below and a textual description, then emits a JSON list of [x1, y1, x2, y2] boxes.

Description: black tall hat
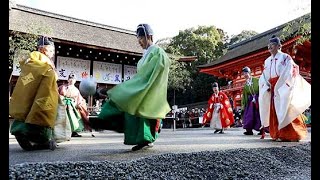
[[212, 82, 219, 88], [37, 36, 54, 46], [269, 35, 281, 45], [68, 73, 76, 80], [242, 66, 251, 73], [136, 24, 154, 37]]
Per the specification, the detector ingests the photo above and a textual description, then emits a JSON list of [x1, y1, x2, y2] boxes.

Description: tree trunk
[[173, 89, 176, 105]]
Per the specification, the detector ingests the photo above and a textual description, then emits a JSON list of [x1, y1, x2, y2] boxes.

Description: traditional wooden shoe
[[132, 142, 153, 151], [31, 140, 56, 151], [49, 140, 57, 151], [243, 131, 253, 135], [71, 132, 82, 137], [214, 130, 220, 134]]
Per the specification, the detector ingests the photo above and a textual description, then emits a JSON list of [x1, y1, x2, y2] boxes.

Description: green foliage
[[167, 73, 227, 106], [155, 37, 172, 50], [9, 23, 52, 70], [228, 30, 259, 46], [9, 31, 37, 70], [165, 25, 229, 105], [168, 58, 192, 91], [280, 13, 311, 46], [166, 26, 227, 65]]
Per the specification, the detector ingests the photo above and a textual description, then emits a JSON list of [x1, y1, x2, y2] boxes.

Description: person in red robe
[[202, 82, 234, 133]]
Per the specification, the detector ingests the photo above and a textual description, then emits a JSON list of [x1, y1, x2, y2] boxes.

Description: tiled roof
[[198, 13, 311, 68], [9, 4, 143, 54]]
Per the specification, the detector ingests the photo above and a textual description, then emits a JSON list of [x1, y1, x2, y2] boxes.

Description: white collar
[[246, 77, 253, 85]]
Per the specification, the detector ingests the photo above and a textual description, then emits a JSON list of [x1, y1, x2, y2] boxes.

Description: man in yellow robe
[[9, 36, 59, 151]]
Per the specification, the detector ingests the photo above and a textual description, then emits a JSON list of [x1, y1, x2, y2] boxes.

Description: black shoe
[[257, 131, 263, 135], [219, 130, 224, 134], [244, 131, 254, 135], [31, 140, 57, 151], [15, 135, 33, 151], [214, 130, 220, 134], [71, 132, 82, 137], [49, 140, 57, 151], [132, 142, 153, 151]]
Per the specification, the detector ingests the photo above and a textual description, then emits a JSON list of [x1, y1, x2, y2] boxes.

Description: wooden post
[[173, 117, 176, 131], [9, 70, 13, 104], [87, 95, 93, 114]]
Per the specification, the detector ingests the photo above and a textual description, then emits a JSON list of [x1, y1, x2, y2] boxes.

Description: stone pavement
[[9, 127, 311, 166]]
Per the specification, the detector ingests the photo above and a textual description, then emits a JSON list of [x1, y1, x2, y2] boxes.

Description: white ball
[[79, 77, 97, 97]]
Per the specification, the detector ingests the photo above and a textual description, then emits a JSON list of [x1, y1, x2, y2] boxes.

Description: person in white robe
[[258, 35, 310, 142]]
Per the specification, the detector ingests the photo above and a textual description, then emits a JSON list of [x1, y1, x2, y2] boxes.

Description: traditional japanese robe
[[9, 51, 59, 143], [259, 51, 310, 141], [241, 77, 261, 131], [203, 91, 234, 129], [92, 45, 171, 145], [58, 84, 87, 132]]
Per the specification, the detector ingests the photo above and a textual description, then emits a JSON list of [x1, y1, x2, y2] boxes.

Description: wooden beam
[[178, 56, 197, 62], [54, 39, 143, 56]]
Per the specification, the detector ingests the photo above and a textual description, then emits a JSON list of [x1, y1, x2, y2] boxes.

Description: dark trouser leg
[[244, 129, 253, 135], [90, 100, 125, 133], [260, 128, 265, 139], [124, 114, 158, 145], [11, 120, 55, 151]]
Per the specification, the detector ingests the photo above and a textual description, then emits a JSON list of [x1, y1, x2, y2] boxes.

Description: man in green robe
[[90, 24, 171, 151], [241, 66, 263, 136], [9, 36, 58, 151]]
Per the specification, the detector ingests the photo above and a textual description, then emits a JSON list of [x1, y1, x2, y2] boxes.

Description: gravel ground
[[9, 142, 311, 180]]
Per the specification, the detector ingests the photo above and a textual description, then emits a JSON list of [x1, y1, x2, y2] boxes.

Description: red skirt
[[268, 77, 307, 141]]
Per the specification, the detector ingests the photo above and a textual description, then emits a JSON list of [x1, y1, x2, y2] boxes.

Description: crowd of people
[[167, 107, 245, 128], [9, 24, 311, 152]]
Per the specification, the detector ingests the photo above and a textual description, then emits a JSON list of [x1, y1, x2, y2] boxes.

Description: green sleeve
[[241, 86, 248, 110], [252, 77, 260, 94], [107, 46, 171, 119]]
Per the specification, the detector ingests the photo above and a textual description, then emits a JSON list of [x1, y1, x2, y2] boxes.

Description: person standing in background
[[58, 73, 89, 137], [202, 82, 234, 134], [241, 66, 263, 136], [259, 35, 310, 142]]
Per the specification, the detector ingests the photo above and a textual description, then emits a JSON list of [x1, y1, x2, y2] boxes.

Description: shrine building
[[197, 13, 311, 109], [9, 3, 144, 93]]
